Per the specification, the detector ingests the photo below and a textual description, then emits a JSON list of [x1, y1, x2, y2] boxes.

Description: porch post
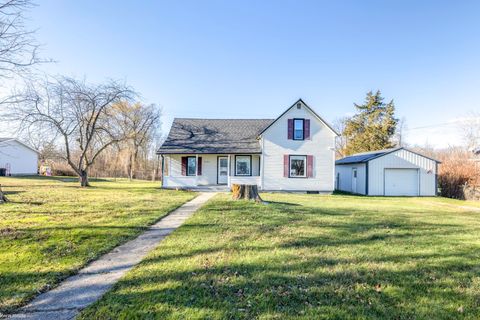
[[160, 155, 164, 188], [260, 153, 264, 190], [227, 154, 231, 187], [260, 138, 265, 190], [195, 154, 199, 186]]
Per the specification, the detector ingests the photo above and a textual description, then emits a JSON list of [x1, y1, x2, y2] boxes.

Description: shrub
[[437, 149, 479, 199]]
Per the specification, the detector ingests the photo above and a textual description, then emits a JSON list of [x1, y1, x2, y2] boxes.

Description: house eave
[[156, 151, 263, 155]]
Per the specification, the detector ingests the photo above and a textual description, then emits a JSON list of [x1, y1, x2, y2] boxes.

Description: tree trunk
[[131, 150, 138, 180], [231, 184, 263, 203], [79, 171, 90, 187], [0, 185, 8, 203]]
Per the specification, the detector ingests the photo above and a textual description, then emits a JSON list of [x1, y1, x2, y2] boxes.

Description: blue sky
[[16, 0, 480, 147]]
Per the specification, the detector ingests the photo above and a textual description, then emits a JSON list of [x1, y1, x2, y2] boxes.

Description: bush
[[437, 149, 479, 199], [51, 162, 77, 177]]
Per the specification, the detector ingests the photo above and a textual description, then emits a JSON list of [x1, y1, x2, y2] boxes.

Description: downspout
[[435, 162, 438, 196], [160, 155, 164, 188]]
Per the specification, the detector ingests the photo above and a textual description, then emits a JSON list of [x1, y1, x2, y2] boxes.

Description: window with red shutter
[[181, 157, 187, 176], [287, 119, 293, 139], [307, 155, 314, 178], [304, 119, 311, 140], [197, 157, 202, 176], [283, 155, 289, 177]]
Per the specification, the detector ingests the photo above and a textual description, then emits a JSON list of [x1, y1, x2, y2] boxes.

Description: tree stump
[[0, 185, 8, 204], [231, 184, 263, 203]]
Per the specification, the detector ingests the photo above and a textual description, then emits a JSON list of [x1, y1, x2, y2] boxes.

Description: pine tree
[[342, 91, 398, 155]]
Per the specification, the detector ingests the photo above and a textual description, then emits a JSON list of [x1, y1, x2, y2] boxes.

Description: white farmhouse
[[157, 99, 338, 192], [0, 138, 39, 176], [335, 148, 440, 196]]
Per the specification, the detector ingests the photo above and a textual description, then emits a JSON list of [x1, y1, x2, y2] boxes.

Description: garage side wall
[[368, 149, 437, 196], [335, 163, 366, 195], [0, 141, 38, 175]]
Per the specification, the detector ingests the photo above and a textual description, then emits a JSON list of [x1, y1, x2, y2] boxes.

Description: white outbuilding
[[0, 138, 39, 176], [335, 147, 440, 196]]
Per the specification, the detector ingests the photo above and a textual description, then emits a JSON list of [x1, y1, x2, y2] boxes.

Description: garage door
[[384, 168, 419, 196]]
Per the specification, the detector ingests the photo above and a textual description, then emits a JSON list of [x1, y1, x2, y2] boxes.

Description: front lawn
[[0, 176, 194, 314], [80, 194, 480, 319]]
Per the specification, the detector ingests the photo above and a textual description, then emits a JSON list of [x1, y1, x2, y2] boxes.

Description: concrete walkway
[[6, 192, 217, 320]]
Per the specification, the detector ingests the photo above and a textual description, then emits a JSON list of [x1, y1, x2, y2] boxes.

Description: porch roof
[[157, 118, 274, 154]]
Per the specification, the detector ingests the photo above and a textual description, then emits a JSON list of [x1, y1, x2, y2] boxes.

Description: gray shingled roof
[[335, 148, 401, 165], [157, 118, 274, 154]]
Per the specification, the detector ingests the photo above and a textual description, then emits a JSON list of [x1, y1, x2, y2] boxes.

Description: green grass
[[79, 193, 480, 319], [0, 176, 194, 314]]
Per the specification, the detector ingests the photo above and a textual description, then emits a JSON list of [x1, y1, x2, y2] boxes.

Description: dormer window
[[293, 119, 304, 140]]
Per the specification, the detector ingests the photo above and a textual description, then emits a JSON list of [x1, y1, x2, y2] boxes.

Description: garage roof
[[336, 147, 441, 165]]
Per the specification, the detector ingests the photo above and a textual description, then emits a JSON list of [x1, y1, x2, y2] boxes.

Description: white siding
[[230, 176, 261, 186], [162, 154, 261, 188], [197, 155, 219, 185], [162, 154, 197, 188], [335, 163, 367, 195], [368, 149, 437, 196], [261, 101, 336, 191], [0, 140, 38, 175]]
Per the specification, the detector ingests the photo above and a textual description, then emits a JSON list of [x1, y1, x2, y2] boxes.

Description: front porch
[[161, 153, 263, 189]]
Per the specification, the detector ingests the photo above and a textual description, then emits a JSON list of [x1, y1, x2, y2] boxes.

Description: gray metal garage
[[335, 147, 440, 196]]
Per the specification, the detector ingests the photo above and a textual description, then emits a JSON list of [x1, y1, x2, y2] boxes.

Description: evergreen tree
[[342, 90, 398, 155]]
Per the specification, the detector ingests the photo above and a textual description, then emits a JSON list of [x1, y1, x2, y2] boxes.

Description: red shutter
[[307, 155, 314, 178], [284, 155, 289, 177], [181, 157, 187, 176], [287, 119, 293, 139], [304, 119, 310, 140], [197, 157, 202, 176]]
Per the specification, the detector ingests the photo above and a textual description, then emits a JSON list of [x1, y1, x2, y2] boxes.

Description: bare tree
[[8, 76, 135, 186], [393, 116, 408, 147], [115, 101, 161, 180], [333, 117, 348, 159], [461, 112, 480, 151], [0, 0, 45, 80]]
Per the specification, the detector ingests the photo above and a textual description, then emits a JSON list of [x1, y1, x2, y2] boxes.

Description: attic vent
[[296, 102, 301, 109]]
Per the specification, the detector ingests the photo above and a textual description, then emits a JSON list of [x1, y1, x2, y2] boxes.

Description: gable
[[369, 148, 441, 166], [0, 139, 39, 154], [258, 99, 338, 138], [336, 147, 441, 165]]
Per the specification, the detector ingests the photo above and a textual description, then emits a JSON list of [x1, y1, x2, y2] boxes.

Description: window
[[293, 119, 304, 140], [187, 157, 196, 176], [235, 155, 251, 176], [290, 155, 306, 177]]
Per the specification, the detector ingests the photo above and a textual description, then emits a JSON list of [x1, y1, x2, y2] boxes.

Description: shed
[[0, 138, 39, 176], [335, 148, 440, 196]]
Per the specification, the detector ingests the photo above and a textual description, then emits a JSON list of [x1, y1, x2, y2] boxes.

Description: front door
[[352, 168, 357, 193], [217, 157, 228, 184]]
